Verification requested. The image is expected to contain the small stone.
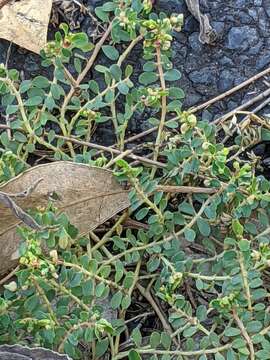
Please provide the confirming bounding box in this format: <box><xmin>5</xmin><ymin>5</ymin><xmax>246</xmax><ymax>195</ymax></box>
<box><xmin>217</xmin><ymin>69</ymin><xmax>235</xmax><ymax>92</ymax></box>
<box><xmin>183</xmin><ymin>92</ymin><xmax>201</xmax><ymax>108</ymax></box>
<box><xmin>156</xmin><ymin>0</ymin><xmax>187</xmax><ymax>13</ymax></box>
<box><xmin>212</xmin><ymin>21</ymin><xmax>225</xmax><ymax>35</ymax></box>
<box><xmin>227</xmin><ymin>101</ymin><xmax>238</xmax><ymax>111</ymax></box>
<box><xmin>238</xmin><ymin>11</ymin><xmax>253</xmax><ymax>24</ymax></box>
<box><xmin>256</xmin><ymin>53</ymin><xmax>270</xmax><ymax>70</ymax></box>
<box><xmin>264</xmin><ymin>0</ymin><xmax>270</xmax><ymax>17</ymax></box>
<box><xmin>248</xmin><ymin>40</ymin><xmax>263</xmax><ymax>55</ymax></box>
<box><xmin>24</xmin><ymin>54</ymin><xmax>41</xmax><ymax>73</ymax></box>
<box><xmin>202</xmin><ymin>109</ymin><xmax>213</xmax><ymax>122</ymax></box>
<box><xmin>188</xmin><ymin>66</ymin><xmax>216</xmax><ymax>85</ymax></box>
<box><xmin>254</xmin><ymin>0</ymin><xmax>262</xmax><ymax>5</ymax></box>
<box><xmin>226</xmin><ymin>26</ymin><xmax>259</xmax><ymax>51</ymax></box>
<box><xmin>252</xmin><ymin>143</ymin><xmax>266</xmax><ymax>157</ymax></box>
<box><xmin>238</xmin><ymin>55</ymin><xmax>249</xmax><ymax>65</ymax></box>
<box><xmin>230</xmin><ymin>0</ymin><xmax>250</xmax><ymax>7</ymax></box>
<box><xmin>184</xmin><ymin>15</ymin><xmax>198</xmax><ymax>33</ymax></box>
<box><xmin>234</xmin><ymin>75</ymin><xmax>248</xmax><ymax>86</ymax></box>
<box><xmin>248</xmin><ymin>8</ymin><xmax>258</xmax><ymax>20</ymax></box>
<box><xmin>219</xmin><ymin>56</ymin><xmax>234</xmax><ymax>66</ymax></box>
<box><xmin>257</xmin><ymin>8</ymin><xmax>269</xmax><ymax>32</ymax></box>
<box><xmin>188</xmin><ymin>32</ymin><xmax>203</xmax><ymax>52</ymax></box>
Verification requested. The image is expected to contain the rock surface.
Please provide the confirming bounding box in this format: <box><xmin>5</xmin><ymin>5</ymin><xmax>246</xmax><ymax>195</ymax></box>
<box><xmin>0</xmin><ymin>0</ymin><xmax>270</xmax><ymax>137</ymax></box>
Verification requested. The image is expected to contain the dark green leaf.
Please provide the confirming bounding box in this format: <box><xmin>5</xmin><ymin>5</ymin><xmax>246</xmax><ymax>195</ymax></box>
<box><xmin>184</xmin><ymin>228</ymin><xmax>196</xmax><ymax>242</ymax></box>
<box><xmin>110</xmin><ymin>64</ymin><xmax>122</xmax><ymax>81</ymax></box>
<box><xmin>139</xmin><ymin>72</ymin><xmax>158</xmax><ymax>85</ymax></box>
<box><xmin>128</xmin><ymin>350</ymin><xmax>142</xmax><ymax>360</ymax></box>
<box><xmin>24</xmin><ymin>96</ymin><xmax>43</xmax><ymax>106</ymax></box>
<box><xmin>164</xmin><ymin>69</ymin><xmax>181</xmax><ymax>81</ymax></box>
<box><xmin>102</xmin><ymin>45</ymin><xmax>119</xmax><ymax>60</ymax></box>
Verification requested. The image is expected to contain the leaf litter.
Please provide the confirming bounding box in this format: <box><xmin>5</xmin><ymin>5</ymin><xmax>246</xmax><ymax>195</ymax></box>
<box><xmin>0</xmin><ymin>162</ymin><xmax>130</xmax><ymax>274</ymax></box>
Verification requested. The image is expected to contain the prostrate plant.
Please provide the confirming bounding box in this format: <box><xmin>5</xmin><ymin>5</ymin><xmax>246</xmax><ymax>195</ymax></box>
<box><xmin>0</xmin><ymin>1</ymin><xmax>270</xmax><ymax>360</ymax></box>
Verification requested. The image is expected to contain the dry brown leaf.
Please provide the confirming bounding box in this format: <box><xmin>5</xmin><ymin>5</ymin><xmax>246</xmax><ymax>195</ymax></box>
<box><xmin>0</xmin><ymin>0</ymin><xmax>53</xmax><ymax>53</ymax></box>
<box><xmin>0</xmin><ymin>344</ymin><xmax>72</xmax><ymax>360</ymax></box>
<box><xmin>0</xmin><ymin>162</ymin><xmax>130</xmax><ymax>274</ymax></box>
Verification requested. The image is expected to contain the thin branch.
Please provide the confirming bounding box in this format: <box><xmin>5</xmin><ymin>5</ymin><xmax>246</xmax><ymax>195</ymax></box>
<box><xmin>0</xmin><ymin>266</ymin><xmax>19</xmax><ymax>286</ymax></box>
<box><xmin>151</xmin><ymin>45</ymin><xmax>167</xmax><ymax>178</ymax></box>
<box><xmin>53</xmin><ymin>134</ymin><xmax>166</xmax><ymax>168</ymax></box>
<box><xmin>113</xmin><ymin>343</ymin><xmax>232</xmax><ymax>359</ymax></box>
<box><xmin>232</xmin><ymin>308</ymin><xmax>255</xmax><ymax>360</ymax></box>
<box><xmin>156</xmin><ymin>185</ymin><xmax>217</xmax><ymax>194</ymax></box>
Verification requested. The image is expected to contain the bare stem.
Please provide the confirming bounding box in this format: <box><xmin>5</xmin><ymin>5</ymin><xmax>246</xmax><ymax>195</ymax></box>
<box><xmin>151</xmin><ymin>46</ymin><xmax>167</xmax><ymax>178</ymax></box>
<box><xmin>232</xmin><ymin>307</ymin><xmax>255</xmax><ymax>360</ymax></box>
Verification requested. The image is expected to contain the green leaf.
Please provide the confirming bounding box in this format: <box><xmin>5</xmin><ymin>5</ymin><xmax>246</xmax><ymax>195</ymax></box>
<box><xmin>26</xmin><ymin>143</ymin><xmax>35</xmax><ymax>153</ymax></box>
<box><xmin>32</xmin><ymin>76</ymin><xmax>50</xmax><ymax>88</ymax></box>
<box><xmin>89</xmin><ymin>80</ymin><xmax>100</xmax><ymax>94</ymax></box>
<box><xmin>161</xmin><ymin>332</ymin><xmax>171</xmax><ymax>350</ymax></box>
<box><xmin>256</xmin><ymin>350</ymin><xmax>270</xmax><ymax>359</ymax></box>
<box><xmin>136</xmin><ymin>207</ymin><xmax>149</xmax><ymax>220</ymax></box>
<box><xmin>71</xmin><ymin>33</ymin><xmax>89</xmax><ymax>48</ymax></box>
<box><xmin>147</xmin><ymin>257</ymin><xmax>160</xmax><ymax>272</ymax></box>
<box><xmin>118</xmin><ymin>82</ymin><xmax>130</xmax><ymax>95</ymax></box>
<box><xmin>74</xmin><ymin>58</ymin><xmax>82</xmax><ymax>73</ymax></box>
<box><xmin>51</xmin><ymin>83</ymin><xmax>65</xmax><ymax>100</ymax></box>
<box><xmin>14</xmin><ymin>132</ymin><xmax>27</xmax><ymax>143</ymax></box>
<box><xmin>95</xmin><ymin>7</ymin><xmax>110</xmax><ymax>21</ymax></box>
<box><xmin>125</xmin><ymin>64</ymin><xmax>133</xmax><ymax>77</ymax></box>
<box><xmin>84</xmin><ymin>328</ymin><xmax>94</xmax><ymax>342</ymax></box>
<box><xmin>82</xmin><ymin>279</ymin><xmax>94</xmax><ymax>296</ymax></box>
<box><xmin>197</xmin><ymin>217</ymin><xmax>211</xmax><ymax>237</ymax></box>
<box><xmin>215</xmin><ymin>354</ymin><xmax>225</xmax><ymax>360</ymax></box>
<box><xmin>196</xmin><ymin>305</ymin><xmax>207</xmax><ymax>322</ymax></box>
<box><xmin>123</xmin><ymin>272</ymin><xmax>134</xmax><ymax>289</ymax></box>
<box><xmin>150</xmin><ymin>332</ymin><xmax>160</xmax><ymax>348</ymax></box>
<box><xmin>95</xmin><ymin>282</ymin><xmax>106</xmax><ymax>297</ymax></box>
<box><xmin>184</xmin><ymin>228</ymin><xmax>196</xmax><ymax>242</ymax></box>
<box><xmin>169</xmin><ymin>87</ymin><xmax>185</xmax><ymax>99</ymax></box>
<box><xmin>96</xmin><ymin>338</ymin><xmax>109</xmax><ymax>357</ymax></box>
<box><xmin>139</xmin><ymin>72</ymin><xmax>158</xmax><ymax>85</ymax></box>
<box><xmin>128</xmin><ymin>350</ymin><xmax>142</xmax><ymax>360</ymax></box>
<box><xmin>167</xmin><ymin>100</ymin><xmax>182</xmax><ymax>112</ymax></box>
<box><xmin>183</xmin><ymin>326</ymin><xmax>197</xmax><ymax>338</ymax></box>
<box><xmin>6</xmin><ymin>105</ymin><xmax>18</xmax><ymax>115</ymax></box>
<box><xmin>24</xmin><ymin>96</ymin><xmax>43</xmax><ymax>106</ymax></box>
<box><xmin>102</xmin><ymin>45</ymin><xmax>119</xmax><ymax>60</ymax></box>
<box><xmin>224</xmin><ymin>327</ymin><xmax>241</xmax><ymax>337</ymax></box>
<box><xmin>121</xmin><ymin>295</ymin><xmax>131</xmax><ymax>309</ymax></box>
<box><xmin>19</xmin><ymin>80</ymin><xmax>32</xmax><ymax>93</ymax></box>
<box><xmin>47</xmin><ymin>130</ymin><xmax>55</xmax><ymax>144</ymax></box>
<box><xmin>261</xmin><ymin>128</ymin><xmax>270</xmax><ymax>141</ymax></box>
<box><xmin>232</xmin><ymin>219</ymin><xmax>244</xmax><ymax>237</ymax></box>
<box><xmin>246</xmin><ymin>321</ymin><xmax>262</xmax><ymax>333</ymax></box>
<box><xmin>102</xmin><ymin>2</ymin><xmax>117</xmax><ymax>11</ymax></box>
<box><xmin>143</xmin><ymin>61</ymin><xmax>157</xmax><ymax>72</ymax></box>
<box><xmin>95</xmin><ymin>64</ymin><xmax>109</xmax><ymax>73</ymax></box>
<box><xmin>110</xmin><ymin>291</ymin><xmax>123</xmax><ymax>309</ymax></box>
<box><xmin>44</xmin><ymin>96</ymin><xmax>56</xmax><ymax>110</ymax></box>
<box><xmin>110</xmin><ymin>64</ymin><xmax>122</xmax><ymax>81</ymax></box>
<box><xmin>132</xmin><ymin>327</ymin><xmax>142</xmax><ymax>347</ymax></box>
<box><xmin>164</xmin><ymin>69</ymin><xmax>181</xmax><ymax>81</ymax></box>
<box><xmin>24</xmin><ymin>294</ymin><xmax>39</xmax><ymax>312</ymax></box>
<box><xmin>238</xmin><ymin>239</ymin><xmax>250</xmax><ymax>251</ymax></box>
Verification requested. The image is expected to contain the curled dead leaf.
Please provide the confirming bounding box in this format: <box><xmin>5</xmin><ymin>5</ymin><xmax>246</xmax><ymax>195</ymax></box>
<box><xmin>0</xmin><ymin>0</ymin><xmax>53</xmax><ymax>53</ymax></box>
<box><xmin>0</xmin><ymin>162</ymin><xmax>130</xmax><ymax>274</ymax></box>
<box><xmin>0</xmin><ymin>344</ymin><xmax>72</xmax><ymax>359</ymax></box>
